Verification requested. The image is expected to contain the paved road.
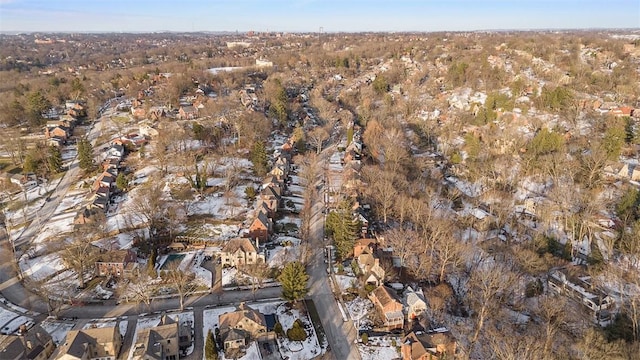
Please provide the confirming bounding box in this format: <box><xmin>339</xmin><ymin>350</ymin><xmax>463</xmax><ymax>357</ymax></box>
<box><xmin>306</xmin><ymin>150</ymin><xmax>361</xmax><ymax>360</ymax></box>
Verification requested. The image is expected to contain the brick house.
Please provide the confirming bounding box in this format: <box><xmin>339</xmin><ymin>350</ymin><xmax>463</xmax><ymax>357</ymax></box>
<box><xmin>95</xmin><ymin>249</ymin><xmax>137</xmax><ymax>277</ymax></box>
<box><xmin>249</xmin><ymin>211</ymin><xmax>271</xmax><ymax>243</ymax></box>
<box><xmin>369</xmin><ymin>285</ymin><xmax>404</xmax><ymax>330</ymax></box>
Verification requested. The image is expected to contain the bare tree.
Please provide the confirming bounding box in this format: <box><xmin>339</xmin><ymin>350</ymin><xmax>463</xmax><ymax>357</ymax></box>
<box><xmin>535</xmin><ymin>295</ymin><xmax>568</xmax><ymax>358</ymax></box>
<box><xmin>58</xmin><ymin>231</ymin><xmax>99</xmax><ymax>289</ymax></box>
<box><xmin>127</xmin><ymin>177</ymin><xmax>167</xmax><ymax>238</ymax></box>
<box><xmin>362</xmin><ymin>167</ymin><xmax>398</xmax><ymax>225</ymax></box>
<box><xmin>468</xmin><ymin>259</ymin><xmax>518</xmax><ymax>352</ymax></box>
<box><xmin>163</xmin><ymin>263</ymin><xmax>197</xmax><ymax>311</ymax></box>
<box><xmin>307</xmin><ymin>127</ymin><xmax>329</xmax><ymax>154</ymax></box>
<box><xmin>240</xmin><ymin>261</ymin><xmax>271</xmax><ymax>300</ymax></box>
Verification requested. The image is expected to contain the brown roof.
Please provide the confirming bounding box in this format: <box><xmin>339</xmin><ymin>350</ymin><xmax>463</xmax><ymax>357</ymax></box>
<box><xmin>371</xmin><ymin>285</ymin><xmax>401</xmax><ymax>309</ymax></box>
<box><xmin>219</xmin><ymin>304</ymin><xmax>267</xmax><ymax>332</ymax></box>
<box><xmin>222</xmin><ymin>238</ymin><xmax>258</xmax><ymax>255</ymax></box>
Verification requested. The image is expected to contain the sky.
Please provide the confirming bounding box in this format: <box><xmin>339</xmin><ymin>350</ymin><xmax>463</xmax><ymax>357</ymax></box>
<box><xmin>0</xmin><ymin>0</ymin><xmax>638</xmax><ymax>33</ymax></box>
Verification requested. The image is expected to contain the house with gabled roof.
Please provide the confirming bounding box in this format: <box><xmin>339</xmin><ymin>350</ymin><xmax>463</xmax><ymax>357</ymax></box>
<box><xmin>93</xmin><ymin>169</ymin><xmax>117</xmax><ymax>192</ymax></box>
<box><xmin>220</xmin><ymin>303</ymin><xmax>268</xmax><ymax>340</ymax></box>
<box><xmin>178</xmin><ymin>105</ymin><xmax>198</xmax><ymax>120</ymax></box>
<box><xmin>52</xmin><ymin>325</ymin><xmax>121</xmax><ymax>360</ymax></box>
<box><xmin>404</xmin><ymin>286</ymin><xmax>427</xmax><ymax>320</ymax></box>
<box><xmin>357</xmin><ymin>250</ymin><xmax>385</xmax><ymax>287</ymax></box>
<box><xmin>219</xmin><ymin>238</ymin><xmax>265</xmax><ymax>267</ymax></box>
<box><xmin>0</xmin><ymin>324</ymin><xmax>55</xmax><ymax>360</ymax></box>
<box><xmin>249</xmin><ymin>211</ymin><xmax>272</xmax><ymax>243</ymax></box>
<box><xmin>353</xmin><ymin>238</ymin><xmax>378</xmax><ymax>258</ymax></box>
<box><xmin>401</xmin><ymin>329</ymin><xmax>457</xmax><ymax>360</ymax></box>
<box><xmin>369</xmin><ymin>285</ymin><xmax>404</xmax><ymax>330</ymax></box>
<box><xmin>131</xmin><ymin>315</ymin><xmax>187</xmax><ymax>360</ymax></box>
<box><xmin>95</xmin><ymin>249</ymin><xmax>137</xmax><ymax>277</ymax></box>
<box><xmin>259</xmin><ymin>186</ymin><xmax>281</xmax><ymax>218</ymax></box>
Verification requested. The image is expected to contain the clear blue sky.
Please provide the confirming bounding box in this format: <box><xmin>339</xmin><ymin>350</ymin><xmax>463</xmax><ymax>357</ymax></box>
<box><xmin>1</xmin><ymin>0</ymin><xmax>638</xmax><ymax>33</ymax></box>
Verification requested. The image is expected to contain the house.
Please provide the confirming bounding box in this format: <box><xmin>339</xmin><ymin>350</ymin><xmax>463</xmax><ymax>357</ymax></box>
<box><xmin>93</xmin><ymin>170</ymin><xmax>117</xmax><ymax>192</ymax></box>
<box><xmin>178</xmin><ymin>105</ymin><xmax>198</xmax><ymax>120</ymax></box>
<box><xmin>249</xmin><ymin>211</ymin><xmax>272</xmax><ymax>243</ymax></box>
<box><xmin>52</xmin><ymin>325</ymin><xmax>122</xmax><ymax>360</ymax></box>
<box><xmin>95</xmin><ymin>249</ymin><xmax>137</xmax><ymax>277</ymax></box>
<box><xmin>369</xmin><ymin>285</ymin><xmax>404</xmax><ymax>330</ymax></box>
<box><xmin>404</xmin><ymin>286</ymin><xmax>427</xmax><ymax>320</ymax></box>
<box><xmin>401</xmin><ymin>329</ymin><xmax>457</xmax><ymax>360</ymax></box>
<box><xmin>259</xmin><ymin>186</ymin><xmax>281</xmax><ymax>218</ymax></box>
<box><xmin>353</xmin><ymin>238</ymin><xmax>377</xmax><ymax>258</ymax></box>
<box><xmin>219</xmin><ymin>303</ymin><xmax>270</xmax><ymax>353</ymax></box>
<box><xmin>131</xmin><ymin>315</ymin><xmax>185</xmax><ymax>360</ymax></box>
<box><xmin>107</xmin><ymin>143</ymin><xmax>125</xmax><ymax>160</ymax></box>
<box><xmin>0</xmin><ymin>324</ymin><xmax>55</xmax><ymax>360</ymax></box>
<box><xmin>270</xmin><ymin>165</ymin><xmax>286</xmax><ymax>178</ymax></box>
<box><xmin>95</xmin><ymin>185</ymin><xmax>110</xmax><ymax>199</ymax></box>
<box><xmin>548</xmin><ymin>267</ymin><xmax>615</xmax><ymax>326</ymax></box>
<box><xmin>74</xmin><ymin>207</ymin><xmax>103</xmax><ymax>226</ymax></box>
<box><xmin>357</xmin><ymin>251</ymin><xmax>385</xmax><ymax>287</ymax></box>
<box><xmin>91</xmin><ymin>196</ymin><xmax>109</xmax><ymax>212</ymax></box>
<box><xmin>263</xmin><ymin>175</ymin><xmax>284</xmax><ymax>193</ymax></box>
<box><xmin>44</xmin><ymin>125</ymin><xmax>69</xmax><ymax>141</ymax></box>
<box><xmin>219</xmin><ymin>238</ymin><xmax>265</xmax><ymax>267</ymax></box>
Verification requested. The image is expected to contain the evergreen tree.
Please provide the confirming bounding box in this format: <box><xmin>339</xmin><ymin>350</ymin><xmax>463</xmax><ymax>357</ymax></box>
<box><xmin>274</xmin><ymin>322</ymin><xmax>284</xmax><ymax>337</ymax></box>
<box><xmin>250</xmin><ymin>140</ymin><xmax>269</xmax><ymax>176</ymax></box>
<box><xmin>47</xmin><ymin>146</ymin><xmax>63</xmax><ymax>174</ymax></box>
<box><xmin>205</xmin><ymin>329</ymin><xmax>218</xmax><ymax>359</ymax></box>
<box><xmin>278</xmin><ymin>261</ymin><xmax>309</xmax><ymax>302</ymax></box>
<box><xmin>116</xmin><ymin>173</ymin><xmax>128</xmax><ymax>192</ymax></box>
<box><xmin>286</xmin><ymin>319</ymin><xmax>308</xmax><ymax>342</ymax></box>
<box><xmin>77</xmin><ymin>139</ymin><xmax>95</xmax><ymax>171</ymax></box>
<box><xmin>325</xmin><ymin>201</ymin><xmax>359</xmax><ymax>260</ymax></box>
<box><xmin>22</xmin><ymin>151</ymin><xmax>40</xmax><ymax>174</ymax></box>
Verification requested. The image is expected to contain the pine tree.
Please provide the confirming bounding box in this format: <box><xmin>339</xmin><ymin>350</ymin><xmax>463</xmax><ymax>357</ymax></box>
<box><xmin>278</xmin><ymin>261</ymin><xmax>309</xmax><ymax>302</ymax></box>
<box><xmin>77</xmin><ymin>139</ymin><xmax>95</xmax><ymax>171</ymax></box>
<box><xmin>325</xmin><ymin>201</ymin><xmax>359</xmax><ymax>260</ymax></box>
<box><xmin>286</xmin><ymin>319</ymin><xmax>307</xmax><ymax>342</ymax></box>
<box><xmin>250</xmin><ymin>140</ymin><xmax>269</xmax><ymax>176</ymax></box>
<box><xmin>47</xmin><ymin>146</ymin><xmax>63</xmax><ymax>174</ymax></box>
<box><xmin>116</xmin><ymin>173</ymin><xmax>128</xmax><ymax>191</ymax></box>
<box><xmin>205</xmin><ymin>329</ymin><xmax>218</xmax><ymax>359</ymax></box>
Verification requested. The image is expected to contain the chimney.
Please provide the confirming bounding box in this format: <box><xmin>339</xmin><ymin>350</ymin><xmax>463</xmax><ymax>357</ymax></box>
<box><xmin>374</xmin><ymin>258</ymin><xmax>379</xmax><ymax>268</ymax></box>
<box><xmin>255</xmin><ymin>238</ymin><xmax>259</xmax><ymax>250</ymax></box>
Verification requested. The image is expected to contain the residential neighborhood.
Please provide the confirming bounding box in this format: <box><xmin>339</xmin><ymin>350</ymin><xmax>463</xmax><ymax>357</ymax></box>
<box><xmin>1</xmin><ymin>12</ymin><xmax>640</xmax><ymax>360</ymax></box>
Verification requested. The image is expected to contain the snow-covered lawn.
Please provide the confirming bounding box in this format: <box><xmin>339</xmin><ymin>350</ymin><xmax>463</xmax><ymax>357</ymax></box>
<box><xmin>358</xmin><ymin>338</ymin><xmax>401</xmax><ymax>360</ymax></box>
<box><xmin>275</xmin><ymin>303</ymin><xmax>323</xmax><ymax>360</ymax></box>
<box><xmin>0</xmin><ymin>307</ymin><xmax>21</xmax><ymax>328</ymax></box>
<box><xmin>190</xmin><ymin>223</ymin><xmax>241</xmax><ymax>241</ymax></box>
<box><xmin>334</xmin><ymin>275</ymin><xmax>358</xmax><ymax>292</ymax></box>
<box><xmin>187</xmin><ymin>192</ymin><xmax>248</xmax><ymax>219</ymax></box>
<box><xmin>20</xmin><ymin>252</ymin><xmax>65</xmax><ymax>281</ymax></box>
<box><xmin>82</xmin><ymin>317</ymin><xmax>128</xmax><ymax>337</ymax></box>
<box><xmin>30</xmin><ymin>212</ymin><xmax>76</xmax><ymax>244</ymax></box>
<box><xmin>40</xmin><ymin>320</ymin><xmax>75</xmax><ymax>345</ymax></box>
<box><xmin>345</xmin><ymin>297</ymin><xmax>373</xmax><ymax>331</ymax></box>
<box><xmin>279</xmin><ymin>216</ymin><xmax>301</xmax><ymax>226</ymax></box>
